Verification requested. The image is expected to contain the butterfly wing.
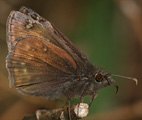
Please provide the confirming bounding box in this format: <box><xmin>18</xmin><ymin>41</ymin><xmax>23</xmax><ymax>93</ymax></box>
<box><xmin>7</xmin><ymin>35</ymin><xmax>77</xmax><ymax>98</ymax></box>
<box><xmin>6</xmin><ymin>7</ymin><xmax>94</xmax><ymax>98</ymax></box>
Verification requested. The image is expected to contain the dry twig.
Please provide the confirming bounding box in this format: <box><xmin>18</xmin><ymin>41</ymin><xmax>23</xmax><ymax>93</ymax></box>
<box><xmin>22</xmin><ymin>103</ymin><xmax>89</xmax><ymax>120</ymax></box>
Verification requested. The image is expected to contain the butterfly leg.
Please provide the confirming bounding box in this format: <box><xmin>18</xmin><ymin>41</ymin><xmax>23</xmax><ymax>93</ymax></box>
<box><xmin>75</xmin><ymin>82</ymin><xmax>89</xmax><ymax>118</ymax></box>
<box><xmin>89</xmin><ymin>91</ymin><xmax>98</xmax><ymax>108</ymax></box>
<box><xmin>67</xmin><ymin>93</ymin><xmax>72</xmax><ymax>120</ymax></box>
<box><xmin>79</xmin><ymin>82</ymin><xmax>89</xmax><ymax>103</ymax></box>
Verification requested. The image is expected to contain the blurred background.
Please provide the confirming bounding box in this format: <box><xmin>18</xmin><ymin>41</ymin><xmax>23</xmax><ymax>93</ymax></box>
<box><xmin>0</xmin><ymin>0</ymin><xmax>142</xmax><ymax>120</ymax></box>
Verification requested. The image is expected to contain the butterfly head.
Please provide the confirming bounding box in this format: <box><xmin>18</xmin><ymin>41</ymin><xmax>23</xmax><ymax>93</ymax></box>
<box><xmin>93</xmin><ymin>70</ymin><xmax>115</xmax><ymax>89</ymax></box>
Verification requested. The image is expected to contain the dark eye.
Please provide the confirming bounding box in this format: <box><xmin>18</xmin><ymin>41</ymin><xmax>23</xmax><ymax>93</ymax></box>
<box><xmin>95</xmin><ymin>74</ymin><xmax>103</xmax><ymax>82</ymax></box>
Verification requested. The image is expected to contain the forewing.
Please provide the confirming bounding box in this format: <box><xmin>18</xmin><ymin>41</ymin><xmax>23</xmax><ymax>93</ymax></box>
<box><xmin>7</xmin><ymin>6</ymin><xmax>94</xmax><ymax>75</ymax></box>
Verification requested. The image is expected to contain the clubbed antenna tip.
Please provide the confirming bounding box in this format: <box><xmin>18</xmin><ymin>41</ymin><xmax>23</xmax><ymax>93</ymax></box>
<box><xmin>132</xmin><ymin>78</ymin><xmax>138</xmax><ymax>85</ymax></box>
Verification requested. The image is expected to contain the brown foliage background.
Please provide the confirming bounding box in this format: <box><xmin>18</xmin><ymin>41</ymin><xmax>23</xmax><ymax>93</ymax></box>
<box><xmin>0</xmin><ymin>0</ymin><xmax>142</xmax><ymax>120</ymax></box>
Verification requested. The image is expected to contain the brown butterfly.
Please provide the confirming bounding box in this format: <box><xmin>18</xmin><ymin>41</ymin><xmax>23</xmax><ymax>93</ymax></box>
<box><xmin>6</xmin><ymin>6</ymin><xmax>115</xmax><ymax>106</ymax></box>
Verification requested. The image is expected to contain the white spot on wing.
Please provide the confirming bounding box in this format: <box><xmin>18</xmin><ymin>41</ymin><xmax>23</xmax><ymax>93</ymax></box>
<box><xmin>44</xmin><ymin>48</ymin><xmax>47</xmax><ymax>52</ymax></box>
<box><xmin>21</xmin><ymin>62</ymin><xmax>25</xmax><ymax>65</ymax></box>
<box><xmin>23</xmin><ymin>69</ymin><xmax>27</xmax><ymax>73</ymax></box>
<box><xmin>26</xmin><ymin>19</ymin><xmax>33</xmax><ymax>29</ymax></box>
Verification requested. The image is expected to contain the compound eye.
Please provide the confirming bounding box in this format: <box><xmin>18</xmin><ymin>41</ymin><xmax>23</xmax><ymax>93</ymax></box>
<box><xmin>96</xmin><ymin>74</ymin><xmax>103</xmax><ymax>82</ymax></box>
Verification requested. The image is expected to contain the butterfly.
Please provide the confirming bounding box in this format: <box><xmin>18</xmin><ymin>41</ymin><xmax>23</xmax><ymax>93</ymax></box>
<box><xmin>6</xmin><ymin>6</ymin><xmax>115</xmax><ymax>106</ymax></box>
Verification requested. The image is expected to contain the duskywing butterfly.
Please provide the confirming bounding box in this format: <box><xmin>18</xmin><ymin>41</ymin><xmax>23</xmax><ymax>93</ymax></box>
<box><xmin>6</xmin><ymin>6</ymin><xmax>137</xmax><ymax>118</ymax></box>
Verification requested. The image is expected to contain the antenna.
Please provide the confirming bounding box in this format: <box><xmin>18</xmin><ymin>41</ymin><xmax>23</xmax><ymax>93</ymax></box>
<box><xmin>112</xmin><ymin>74</ymin><xmax>138</xmax><ymax>85</ymax></box>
